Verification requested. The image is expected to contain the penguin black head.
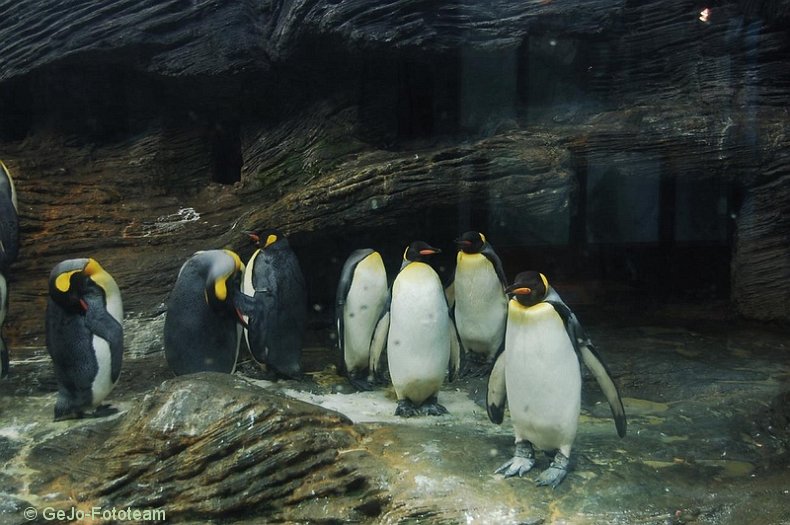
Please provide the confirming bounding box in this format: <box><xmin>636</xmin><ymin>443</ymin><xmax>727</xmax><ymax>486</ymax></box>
<box><xmin>403</xmin><ymin>241</ymin><xmax>442</xmax><ymax>263</ymax></box>
<box><xmin>506</xmin><ymin>271</ymin><xmax>550</xmax><ymax>307</ymax></box>
<box><xmin>455</xmin><ymin>231</ymin><xmax>487</xmax><ymax>254</ymax></box>
<box><xmin>48</xmin><ymin>258</ymin><xmax>106</xmax><ymax>313</ymax></box>
<box><xmin>246</xmin><ymin>228</ymin><xmax>285</xmax><ymax>249</ymax></box>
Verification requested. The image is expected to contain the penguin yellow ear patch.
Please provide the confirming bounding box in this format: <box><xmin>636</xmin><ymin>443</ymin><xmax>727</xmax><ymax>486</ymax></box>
<box><xmin>479</xmin><ymin>232</ymin><xmax>487</xmax><ymax>243</ymax></box>
<box><xmin>83</xmin><ymin>258</ymin><xmax>103</xmax><ymax>276</ymax></box>
<box><xmin>214</xmin><ymin>278</ymin><xmax>228</xmax><ymax>302</ymax></box>
<box><xmin>539</xmin><ymin>273</ymin><xmax>549</xmax><ymax>291</ymax></box>
<box><xmin>55</xmin><ymin>271</ymin><xmax>78</xmax><ymax>293</ymax></box>
<box><xmin>264</xmin><ymin>234</ymin><xmax>278</xmax><ymax>248</ymax></box>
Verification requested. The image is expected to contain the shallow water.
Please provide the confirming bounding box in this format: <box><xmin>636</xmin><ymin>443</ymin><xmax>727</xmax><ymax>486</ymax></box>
<box><xmin>1</xmin><ymin>305</ymin><xmax>789</xmax><ymax>524</ymax></box>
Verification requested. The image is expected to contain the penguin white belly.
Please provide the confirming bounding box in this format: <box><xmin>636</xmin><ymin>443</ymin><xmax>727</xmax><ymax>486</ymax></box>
<box><xmin>454</xmin><ymin>254</ymin><xmax>507</xmax><ymax>358</ymax></box>
<box><xmin>343</xmin><ymin>257</ymin><xmax>388</xmax><ymax>372</ymax></box>
<box><xmin>0</xmin><ymin>274</ymin><xmax>7</xmax><ymax>325</ymax></box>
<box><xmin>242</xmin><ymin>249</ymin><xmax>259</xmax><ymax>352</ymax></box>
<box><xmin>505</xmin><ymin>301</ymin><xmax>581</xmax><ymax>453</ymax></box>
<box><xmin>388</xmin><ymin>263</ymin><xmax>450</xmax><ymax>405</ymax></box>
<box><xmin>90</xmin><ymin>335</ymin><xmax>114</xmax><ymax>407</ymax></box>
<box><xmin>93</xmin><ymin>276</ymin><xmax>123</xmax><ymax>406</ymax></box>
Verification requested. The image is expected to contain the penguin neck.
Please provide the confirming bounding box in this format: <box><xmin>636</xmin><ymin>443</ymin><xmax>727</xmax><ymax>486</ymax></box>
<box><xmin>510</xmin><ymin>298</ymin><xmax>551</xmax><ymax>314</ymax></box>
<box><xmin>457</xmin><ymin>250</ymin><xmax>487</xmax><ymax>266</ymax></box>
<box><xmin>401</xmin><ymin>259</ymin><xmax>431</xmax><ymax>271</ymax></box>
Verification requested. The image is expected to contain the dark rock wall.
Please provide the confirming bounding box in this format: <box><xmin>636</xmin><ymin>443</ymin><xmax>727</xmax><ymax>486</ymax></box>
<box><xmin>0</xmin><ymin>0</ymin><xmax>788</xmax><ymax>353</ymax></box>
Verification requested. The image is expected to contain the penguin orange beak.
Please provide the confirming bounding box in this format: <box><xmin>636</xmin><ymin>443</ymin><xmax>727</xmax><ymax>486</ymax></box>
<box><xmin>235</xmin><ymin>307</ymin><xmax>249</xmax><ymax>328</ymax></box>
<box><xmin>245</xmin><ymin>231</ymin><xmax>261</xmax><ymax>243</ymax></box>
<box><xmin>419</xmin><ymin>248</ymin><xmax>441</xmax><ymax>256</ymax></box>
<box><xmin>509</xmin><ymin>287</ymin><xmax>532</xmax><ymax>296</ymax></box>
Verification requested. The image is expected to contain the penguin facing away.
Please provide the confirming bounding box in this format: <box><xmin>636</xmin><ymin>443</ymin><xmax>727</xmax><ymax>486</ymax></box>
<box><xmin>385</xmin><ymin>241</ymin><xmax>460</xmax><ymax>417</ymax></box>
<box><xmin>487</xmin><ymin>271</ymin><xmax>626</xmax><ymax>487</ymax></box>
<box><xmin>336</xmin><ymin>248</ymin><xmax>390</xmax><ymax>390</ymax></box>
<box><xmin>0</xmin><ymin>273</ymin><xmax>8</xmax><ymax>379</ymax></box>
<box><xmin>46</xmin><ymin>258</ymin><xmax>123</xmax><ymax>421</ymax></box>
<box><xmin>451</xmin><ymin>231</ymin><xmax>508</xmax><ymax>375</ymax></box>
<box><xmin>0</xmin><ymin>160</ymin><xmax>19</xmax><ymax>273</ymax></box>
<box><xmin>165</xmin><ymin>249</ymin><xmax>255</xmax><ymax>376</ymax></box>
<box><xmin>243</xmin><ymin>229</ymin><xmax>307</xmax><ymax>379</ymax></box>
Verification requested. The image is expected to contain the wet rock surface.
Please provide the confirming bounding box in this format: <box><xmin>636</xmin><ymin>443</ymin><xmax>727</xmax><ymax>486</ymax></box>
<box><xmin>1</xmin><ymin>305</ymin><xmax>789</xmax><ymax>524</ymax></box>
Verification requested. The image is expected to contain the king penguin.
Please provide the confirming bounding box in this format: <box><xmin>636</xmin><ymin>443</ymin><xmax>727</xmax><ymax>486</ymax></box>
<box><xmin>336</xmin><ymin>248</ymin><xmax>389</xmax><ymax>390</ymax></box>
<box><xmin>385</xmin><ymin>241</ymin><xmax>460</xmax><ymax>417</ymax></box>
<box><xmin>242</xmin><ymin>229</ymin><xmax>307</xmax><ymax>379</ymax></box>
<box><xmin>165</xmin><ymin>249</ymin><xmax>255</xmax><ymax>376</ymax></box>
<box><xmin>451</xmin><ymin>231</ymin><xmax>508</xmax><ymax>375</ymax></box>
<box><xmin>0</xmin><ymin>160</ymin><xmax>19</xmax><ymax>272</ymax></box>
<box><xmin>46</xmin><ymin>258</ymin><xmax>123</xmax><ymax>420</ymax></box>
<box><xmin>0</xmin><ymin>160</ymin><xmax>18</xmax><ymax>379</ymax></box>
<box><xmin>0</xmin><ymin>273</ymin><xmax>8</xmax><ymax>379</ymax></box>
<box><xmin>487</xmin><ymin>271</ymin><xmax>626</xmax><ymax>487</ymax></box>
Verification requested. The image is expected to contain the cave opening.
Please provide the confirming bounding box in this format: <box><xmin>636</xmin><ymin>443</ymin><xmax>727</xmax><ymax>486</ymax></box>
<box><xmin>208</xmin><ymin>121</ymin><xmax>242</xmax><ymax>185</ymax></box>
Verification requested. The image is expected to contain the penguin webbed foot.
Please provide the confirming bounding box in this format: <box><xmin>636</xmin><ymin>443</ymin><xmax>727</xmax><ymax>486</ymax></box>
<box><xmin>461</xmin><ymin>353</ymin><xmax>493</xmax><ymax>378</ymax></box>
<box><xmin>53</xmin><ymin>410</ymin><xmax>85</xmax><ymax>422</ymax></box>
<box><xmin>347</xmin><ymin>375</ymin><xmax>373</xmax><ymax>392</ymax></box>
<box><xmin>91</xmin><ymin>404</ymin><xmax>119</xmax><ymax>419</ymax></box>
<box><xmin>496</xmin><ymin>441</ymin><xmax>536</xmax><ymax>477</ymax></box>
<box><xmin>535</xmin><ymin>452</ymin><xmax>569</xmax><ymax>488</ymax></box>
<box><xmin>394</xmin><ymin>399</ymin><xmax>421</xmax><ymax>418</ymax></box>
<box><xmin>495</xmin><ymin>456</ymin><xmax>536</xmax><ymax>477</ymax></box>
<box><xmin>419</xmin><ymin>396</ymin><xmax>449</xmax><ymax>416</ymax></box>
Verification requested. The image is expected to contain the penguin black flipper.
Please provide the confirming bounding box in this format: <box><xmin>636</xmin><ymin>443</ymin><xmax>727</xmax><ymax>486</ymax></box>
<box><xmin>232</xmin><ymin>288</ymin><xmax>266</xmax><ymax>328</ymax></box>
<box><xmin>335</xmin><ymin>249</ymin><xmax>375</xmax><ymax>353</ymax></box>
<box><xmin>369</xmin><ymin>309</ymin><xmax>390</xmax><ymax>381</ymax></box>
<box><xmin>486</xmin><ymin>351</ymin><xmax>507</xmax><ymax>424</ymax></box>
<box><xmin>84</xmin><ymin>301</ymin><xmax>124</xmax><ymax>383</ymax></box>
<box><xmin>579</xmin><ymin>343</ymin><xmax>627</xmax><ymax>438</ymax></box>
<box><xmin>481</xmin><ymin>244</ymin><xmax>508</xmax><ymax>287</ymax></box>
<box><xmin>546</xmin><ymin>295</ymin><xmax>627</xmax><ymax>438</ymax></box>
<box><xmin>448</xmin><ymin>316</ymin><xmax>461</xmax><ymax>382</ymax></box>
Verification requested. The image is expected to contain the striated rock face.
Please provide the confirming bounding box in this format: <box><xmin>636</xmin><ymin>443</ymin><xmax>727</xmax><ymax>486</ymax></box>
<box><xmin>27</xmin><ymin>373</ymin><xmax>388</xmax><ymax>523</ymax></box>
<box><xmin>0</xmin><ymin>0</ymin><xmax>787</xmax><ymax>358</ymax></box>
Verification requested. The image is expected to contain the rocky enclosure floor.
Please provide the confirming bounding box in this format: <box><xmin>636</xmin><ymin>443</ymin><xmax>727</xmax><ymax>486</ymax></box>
<box><xmin>1</xmin><ymin>304</ymin><xmax>789</xmax><ymax>524</ymax></box>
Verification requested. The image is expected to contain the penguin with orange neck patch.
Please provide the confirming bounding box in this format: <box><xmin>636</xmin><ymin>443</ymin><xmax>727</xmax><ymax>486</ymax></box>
<box><xmin>451</xmin><ymin>230</ymin><xmax>508</xmax><ymax>375</ymax></box>
<box><xmin>386</xmin><ymin>241</ymin><xmax>460</xmax><ymax>417</ymax></box>
<box><xmin>243</xmin><ymin>229</ymin><xmax>306</xmax><ymax>379</ymax></box>
<box><xmin>164</xmin><ymin>249</ymin><xmax>254</xmax><ymax>376</ymax></box>
<box><xmin>0</xmin><ymin>160</ymin><xmax>19</xmax><ymax>378</ymax></box>
<box><xmin>487</xmin><ymin>271</ymin><xmax>626</xmax><ymax>487</ymax></box>
<box><xmin>0</xmin><ymin>160</ymin><xmax>19</xmax><ymax>272</ymax></box>
<box><xmin>336</xmin><ymin>248</ymin><xmax>389</xmax><ymax>390</ymax></box>
<box><xmin>46</xmin><ymin>258</ymin><xmax>123</xmax><ymax>420</ymax></box>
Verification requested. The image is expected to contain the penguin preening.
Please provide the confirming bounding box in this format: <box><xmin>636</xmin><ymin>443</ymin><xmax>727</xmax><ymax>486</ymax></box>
<box><xmin>384</xmin><ymin>241</ymin><xmax>460</xmax><ymax>417</ymax></box>
<box><xmin>242</xmin><ymin>229</ymin><xmax>306</xmax><ymax>379</ymax></box>
<box><xmin>451</xmin><ymin>231</ymin><xmax>508</xmax><ymax>375</ymax></box>
<box><xmin>165</xmin><ymin>249</ymin><xmax>255</xmax><ymax>376</ymax></box>
<box><xmin>0</xmin><ymin>160</ymin><xmax>19</xmax><ymax>273</ymax></box>
<box><xmin>335</xmin><ymin>248</ymin><xmax>389</xmax><ymax>390</ymax></box>
<box><xmin>487</xmin><ymin>271</ymin><xmax>626</xmax><ymax>487</ymax></box>
<box><xmin>46</xmin><ymin>258</ymin><xmax>123</xmax><ymax>421</ymax></box>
